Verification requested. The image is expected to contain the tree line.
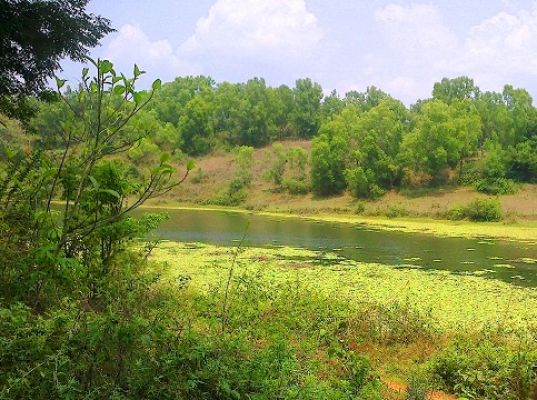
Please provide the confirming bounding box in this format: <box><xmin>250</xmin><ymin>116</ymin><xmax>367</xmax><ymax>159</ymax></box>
<box><xmin>28</xmin><ymin>75</ymin><xmax>537</xmax><ymax>198</ymax></box>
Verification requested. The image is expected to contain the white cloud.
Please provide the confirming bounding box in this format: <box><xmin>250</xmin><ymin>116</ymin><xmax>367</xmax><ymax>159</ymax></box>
<box><xmin>369</xmin><ymin>2</ymin><xmax>537</xmax><ymax>103</ymax></box>
<box><xmin>104</xmin><ymin>24</ymin><xmax>201</xmax><ymax>82</ymax></box>
<box><xmin>180</xmin><ymin>0</ymin><xmax>323</xmax><ymax>61</ymax></box>
<box><xmin>375</xmin><ymin>4</ymin><xmax>458</xmax><ymax>66</ymax></box>
<box><xmin>464</xmin><ymin>8</ymin><xmax>537</xmax><ymax>77</ymax></box>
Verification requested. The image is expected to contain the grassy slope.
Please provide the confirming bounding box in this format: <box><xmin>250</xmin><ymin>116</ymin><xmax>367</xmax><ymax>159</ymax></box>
<box><xmin>152</xmin><ymin>139</ymin><xmax>537</xmax><ymax>222</ymax></box>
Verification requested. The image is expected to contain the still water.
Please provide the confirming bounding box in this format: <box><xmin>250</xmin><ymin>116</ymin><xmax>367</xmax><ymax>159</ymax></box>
<box><xmin>145</xmin><ymin>208</ymin><xmax>537</xmax><ymax>287</ymax></box>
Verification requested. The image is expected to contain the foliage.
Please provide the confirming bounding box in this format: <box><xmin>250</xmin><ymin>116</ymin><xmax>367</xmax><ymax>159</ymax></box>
<box><xmin>28</xmin><ymin>70</ymin><xmax>537</xmax><ymax>198</ymax></box>
<box><xmin>0</xmin><ymin>0</ymin><xmax>112</xmax><ymax>119</ymax></box>
<box><xmin>401</xmin><ymin>100</ymin><xmax>482</xmax><ymax>183</ymax></box>
<box><xmin>475</xmin><ymin>178</ymin><xmax>517</xmax><ymax>195</ymax></box>
<box><xmin>448</xmin><ymin>198</ymin><xmax>503</xmax><ymax>222</ymax></box>
<box><xmin>432</xmin><ymin>337</ymin><xmax>537</xmax><ymax>400</ymax></box>
<box><xmin>311</xmin><ymin>133</ymin><xmax>347</xmax><ymax>195</ymax></box>
<box><xmin>212</xmin><ymin>146</ymin><xmax>254</xmax><ymax>205</ymax></box>
<box><xmin>264</xmin><ymin>143</ymin><xmax>286</xmax><ymax>187</ymax></box>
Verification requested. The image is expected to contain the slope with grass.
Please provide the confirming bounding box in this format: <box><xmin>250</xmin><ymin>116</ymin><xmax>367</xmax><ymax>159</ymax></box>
<box><xmin>154</xmin><ymin>140</ymin><xmax>537</xmax><ymax>222</ymax></box>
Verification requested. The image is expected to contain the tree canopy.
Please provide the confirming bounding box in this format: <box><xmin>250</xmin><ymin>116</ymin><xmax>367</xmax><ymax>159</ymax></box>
<box><xmin>0</xmin><ymin>0</ymin><xmax>112</xmax><ymax>118</ymax></box>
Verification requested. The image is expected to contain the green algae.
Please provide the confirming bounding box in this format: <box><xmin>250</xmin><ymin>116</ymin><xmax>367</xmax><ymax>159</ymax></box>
<box><xmin>151</xmin><ymin>241</ymin><xmax>537</xmax><ymax>333</ymax></box>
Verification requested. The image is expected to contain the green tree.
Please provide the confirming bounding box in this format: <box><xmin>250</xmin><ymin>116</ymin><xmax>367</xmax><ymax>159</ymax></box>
<box><xmin>0</xmin><ymin>0</ymin><xmax>113</xmax><ymax>119</ymax></box>
<box><xmin>292</xmin><ymin>78</ymin><xmax>323</xmax><ymax>138</ymax></box>
<box><xmin>401</xmin><ymin>100</ymin><xmax>481</xmax><ymax>183</ymax></box>
<box><xmin>345</xmin><ymin>86</ymin><xmax>389</xmax><ymax>111</ymax></box>
<box><xmin>432</xmin><ymin>77</ymin><xmax>480</xmax><ymax>104</ymax></box>
<box><xmin>0</xmin><ymin>59</ymin><xmax>191</xmax><ymax>305</ymax></box>
<box><xmin>311</xmin><ymin>125</ymin><xmax>347</xmax><ymax>196</ymax></box>
<box><xmin>178</xmin><ymin>95</ymin><xmax>214</xmax><ymax>155</ymax></box>
<box><xmin>345</xmin><ymin>99</ymin><xmax>408</xmax><ymax>197</ymax></box>
<box><xmin>321</xmin><ymin>90</ymin><xmax>344</xmax><ymax>122</ymax></box>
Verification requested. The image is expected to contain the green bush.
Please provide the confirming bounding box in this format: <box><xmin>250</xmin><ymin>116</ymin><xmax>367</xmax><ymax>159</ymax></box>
<box><xmin>432</xmin><ymin>337</ymin><xmax>537</xmax><ymax>400</ymax></box>
<box><xmin>406</xmin><ymin>370</ymin><xmax>431</xmax><ymax>400</ymax></box>
<box><xmin>448</xmin><ymin>198</ymin><xmax>503</xmax><ymax>222</ymax></box>
<box><xmin>354</xmin><ymin>201</ymin><xmax>366</xmax><ymax>215</ymax></box>
<box><xmin>282</xmin><ymin>178</ymin><xmax>310</xmax><ymax>195</ymax></box>
<box><xmin>476</xmin><ymin>178</ymin><xmax>517</xmax><ymax>195</ymax></box>
<box><xmin>465</xmin><ymin>198</ymin><xmax>503</xmax><ymax>221</ymax></box>
<box><xmin>385</xmin><ymin>205</ymin><xmax>410</xmax><ymax>218</ymax></box>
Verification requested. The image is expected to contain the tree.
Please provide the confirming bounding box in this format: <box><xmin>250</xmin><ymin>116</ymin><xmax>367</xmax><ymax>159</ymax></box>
<box><xmin>345</xmin><ymin>98</ymin><xmax>409</xmax><ymax>197</ymax></box>
<box><xmin>311</xmin><ymin>121</ymin><xmax>348</xmax><ymax>196</ymax></box>
<box><xmin>292</xmin><ymin>78</ymin><xmax>323</xmax><ymax>138</ymax></box>
<box><xmin>432</xmin><ymin>77</ymin><xmax>480</xmax><ymax>104</ymax></box>
<box><xmin>0</xmin><ymin>59</ymin><xmax>192</xmax><ymax>304</ymax></box>
<box><xmin>345</xmin><ymin>86</ymin><xmax>389</xmax><ymax>111</ymax></box>
<box><xmin>401</xmin><ymin>99</ymin><xmax>481</xmax><ymax>183</ymax></box>
<box><xmin>178</xmin><ymin>95</ymin><xmax>215</xmax><ymax>155</ymax></box>
<box><xmin>0</xmin><ymin>0</ymin><xmax>113</xmax><ymax>119</ymax></box>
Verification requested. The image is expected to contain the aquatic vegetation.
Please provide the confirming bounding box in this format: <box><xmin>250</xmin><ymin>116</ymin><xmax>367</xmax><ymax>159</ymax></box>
<box><xmin>152</xmin><ymin>241</ymin><xmax>537</xmax><ymax>332</ymax></box>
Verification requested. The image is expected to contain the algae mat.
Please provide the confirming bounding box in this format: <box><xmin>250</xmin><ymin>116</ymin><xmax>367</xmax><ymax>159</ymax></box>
<box><xmin>152</xmin><ymin>241</ymin><xmax>537</xmax><ymax>332</ymax></box>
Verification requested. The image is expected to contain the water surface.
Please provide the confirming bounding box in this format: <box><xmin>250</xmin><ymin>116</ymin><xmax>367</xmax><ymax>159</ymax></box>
<box><xmin>145</xmin><ymin>208</ymin><xmax>537</xmax><ymax>287</ymax></box>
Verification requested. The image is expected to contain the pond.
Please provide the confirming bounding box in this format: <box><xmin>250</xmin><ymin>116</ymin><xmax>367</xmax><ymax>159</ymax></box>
<box><xmin>145</xmin><ymin>208</ymin><xmax>537</xmax><ymax>287</ymax></box>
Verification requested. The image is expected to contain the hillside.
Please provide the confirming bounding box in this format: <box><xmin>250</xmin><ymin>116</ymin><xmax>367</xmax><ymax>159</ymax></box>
<box><xmin>149</xmin><ymin>139</ymin><xmax>537</xmax><ymax>221</ymax></box>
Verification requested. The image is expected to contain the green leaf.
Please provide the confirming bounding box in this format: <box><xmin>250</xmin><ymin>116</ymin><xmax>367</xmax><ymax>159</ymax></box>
<box><xmin>133</xmin><ymin>91</ymin><xmax>146</xmax><ymax>104</ymax></box>
<box><xmin>101</xmin><ymin>189</ymin><xmax>121</xmax><ymax>199</ymax></box>
<box><xmin>152</xmin><ymin>79</ymin><xmax>162</xmax><ymax>91</ymax></box>
<box><xmin>113</xmin><ymin>85</ymin><xmax>126</xmax><ymax>96</ymax></box>
<box><xmin>89</xmin><ymin>176</ymin><xmax>99</xmax><ymax>188</ymax></box>
<box><xmin>187</xmin><ymin>159</ymin><xmax>196</xmax><ymax>171</ymax></box>
<box><xmin>55</xmin><ymin>78</ymin><xmax>67</xmax><ymax>89</ymax></box>
<box><xmin>133</xmin><ymin>64</ymin><xmax>145</xmax><ymax>77</ymax></box>
<box><xmin>82</xmin><ymin>67</ymin><xmax>89</xmax><ymax>78</ymax></box>
<box><xmin>99</xmin><ymin>60</ymin><xmax>113</xmax><ymax>74</ymax></box>
<box><xmin>160</xmin><ymin>153</ymin><xmax>171</xmax><ymax>163</ymax></box>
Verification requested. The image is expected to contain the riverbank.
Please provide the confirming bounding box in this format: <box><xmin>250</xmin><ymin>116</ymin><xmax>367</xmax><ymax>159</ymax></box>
<box><xmin>142</xmin><ymin>202</ymin><xmax>537</xmax><ymax>243</ymax></box>
<box><xmin>151</xmin><ymin>241</ymin><xmax>537</xmax><ymax>399</ymax></box>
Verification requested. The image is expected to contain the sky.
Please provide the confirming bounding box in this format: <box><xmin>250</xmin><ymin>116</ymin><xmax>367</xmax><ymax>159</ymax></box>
<box><xmin>60</xmin><ymin>0</ymin><xmax>537</xmax><ymax>104</ymax></box>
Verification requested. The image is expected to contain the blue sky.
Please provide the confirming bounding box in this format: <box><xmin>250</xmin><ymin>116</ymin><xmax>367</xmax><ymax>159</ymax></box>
<box><xmin>61</xmin><ymin>0</ymin><xmax>537</xmax><ymax>104</ymax></box>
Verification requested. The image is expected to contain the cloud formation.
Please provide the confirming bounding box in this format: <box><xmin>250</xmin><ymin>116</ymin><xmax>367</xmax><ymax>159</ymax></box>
<box><xmin>371</xmin><ymin>2</ymin><xmax>537</xmax><ymax>102</ymax></box>
<box><xmin>104</xmin><ymin>24</ymin><xmax>200</xmax><ymax>83</ymax></box>
<box><xmin>180</xmin><ymin>0</ymin><xmax>323</xmax><ymax>61</ymax></box>
<box><xmin>89</xmin><ymin>1</ymin><xmax>537</xmax><ymax>105</ymax></box>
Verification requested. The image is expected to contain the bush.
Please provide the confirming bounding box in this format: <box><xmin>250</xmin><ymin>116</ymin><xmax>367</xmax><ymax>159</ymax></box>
<box><xmin>190</xmin><ymin>167</ymin><xmax>207</xmax><ymax>184</ymax></box>
<box><xmin>476</xmin><ymin>178</ymin><xmax>517</xmax><ymax>195</ymax></box>
<box><xmin>447</xmin><ymin>198</ymin><xmax>503</xmax><ymax>222</ymax></box>
<box><xmin>282</xmin><ymin>178</ymin><xmax>310</xmax><ymax>195</ymax></box>
<box><xmin>432</xmin><ymin>337</ymin><xmax>537</xmax><ymax>400</ymax></box>
<box><xmin>406</xmin><ymin>370</ymin><xmax>431</xmax><ymax>400</ymax></box>
<box><xmin>465</xmin><ymin>198</ymin><xmax>503</xmax><ymax>221</ymax></box>
<box><xmin>354</xmin><ymin>202</ymin><xmax>366</xmax><ymax>215</ymax></box>
<box><xmin>385</xmin><ymin>205</ymin><xmax>410</xmax><ymax>218</ymax></box>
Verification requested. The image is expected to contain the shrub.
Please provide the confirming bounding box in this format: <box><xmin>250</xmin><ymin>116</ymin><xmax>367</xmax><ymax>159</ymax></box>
<box><xmin>354</xmin><ymin>202</ymin><xmax>366</xmax><ymax>215</ymax></box>
<box><xmin>447</xmin><ymin>198</ymin><xmax>503</xmax><ymax>222</ymax></box>
<box><xmin>476</xmin><ymin>178</ymin><xmax>517</xmax><ymax>195</ymax></box>
<box><xmin>385</xmin><ymin>205</ymin><xmax>410</xmax><ymax>218</ymax></box>
<box><xmin>282</xmin><ymin>178</ymin><xmax>310</xmax><ymax>195</ymax></box>
<box><xmin>190</xmin><ymin>167</ymin><xmax>207</xmax><ymax>184</ymax></box>
<box><xmin>465</xmin><ymin>198</ymin><xmax>503</xmax><ymax>222</ymax></box>
<box><xmin>406</xmin><ymin>370</ymin><xmax>431</xmax><ymax>400</ymax></box>
<box><xmin>432</xmin><ymin>338</ymin><xmax>537</xmax><ymax>400</ymax></box>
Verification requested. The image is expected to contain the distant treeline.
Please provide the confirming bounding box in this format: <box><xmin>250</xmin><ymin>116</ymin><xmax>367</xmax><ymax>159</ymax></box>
<box><xmin>29</xmin><ymin>75</ymin><xmax>537</xmax><ymax>197</ymax></box>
